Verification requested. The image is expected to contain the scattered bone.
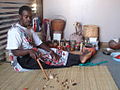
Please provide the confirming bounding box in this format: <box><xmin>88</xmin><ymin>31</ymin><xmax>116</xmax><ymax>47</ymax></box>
<box><xmin>63</xmin><ymin>85</ymin><xmax>66</xmax><ymax>87</ymax></box>
<box><xmin>42</xmin><ymin>71</ymin><xmax>79</xmax><ymax>90</ymax></box>
<box><xmin>43</xmin><ymin>85</ymin><xmax>47</xmax><ymax>88</ymax></box>
<box><xmin>72</xmin><ymin>82</ymin><xmax>77</xmax><ymax>86</ymax></box>
<box><xmin>67</xmin><ymin>86</ymin><xmax>69</xmax><ymax>89</ymax></box>
<box><xmin>65</xmin><ymin>81</ymin><xmax>69</xmax><ymax>84</ymax></box>
<box><xmin>49</xmin><ymin>74</ymin><xmax>54</xmax><ymax>79</ymax></box>
<box><xmin>61</xmin><ymin>82</ymin><xmax>64</xmax><ymax>84</ymax></box>
<box><xmin>50</xmin><ymin>86</ymin><xmax>54</xmax><ymax>88</ymax></box>
<box><xmin>65</xmin><ymin>79</ymin><xmax>68</xmax><ymax>82</ymax></box>
<box><xmin>69</xmin><ymin>80</ymin><xmax>74</xmax><ymax>84</ymax></box>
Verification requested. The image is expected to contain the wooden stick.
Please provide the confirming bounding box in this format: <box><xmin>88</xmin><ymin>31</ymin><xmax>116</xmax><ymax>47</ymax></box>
<box><xmin>36</xmin><ymin>59</ymin><xmax>49</xmax><ymax>80</ymax></box>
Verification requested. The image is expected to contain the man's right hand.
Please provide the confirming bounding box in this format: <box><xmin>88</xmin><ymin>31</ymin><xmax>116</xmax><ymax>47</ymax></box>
<box><xmin>28</xmin><ymin>49</ymin><xmax>39</xmax><ymax>60</ymax></box>
<box><xmin>49</xmin><ymin>50</ymin><xmax>61</xmax><ymax>61</ymax></box>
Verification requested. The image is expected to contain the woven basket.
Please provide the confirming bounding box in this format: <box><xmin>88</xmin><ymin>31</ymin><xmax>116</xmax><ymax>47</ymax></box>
<box><xmin>51</xmin><ymin>19</ymin><xmax>66</xmax><ymax>31</ymax></box>
<box><xmin>83</xmin><ymin>25</ymin><xmax>99</xmax><ymax>38</ymax></box>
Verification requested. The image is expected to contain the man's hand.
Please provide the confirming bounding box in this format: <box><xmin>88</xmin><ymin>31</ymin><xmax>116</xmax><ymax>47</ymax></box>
<box><xmin>28</xmin><ymin>49</ymin><xmax>40</xmax><ymax>60</ymax></box>
<box><xmin>11</xmin><ymin>49</ymin><xmax>42</xmax><ymax>60</ymax></box>
<box><xmin>49</xmin><ymin>51</ymin><xmax>60</xmax><ymax>61</ymax></box>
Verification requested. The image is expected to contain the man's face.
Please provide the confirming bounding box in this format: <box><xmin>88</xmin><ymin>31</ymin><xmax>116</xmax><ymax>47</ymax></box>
<box><xmin>19</xmin><ymin>10</ymin><xmax>32</xmax><ymax>27</ymax></box>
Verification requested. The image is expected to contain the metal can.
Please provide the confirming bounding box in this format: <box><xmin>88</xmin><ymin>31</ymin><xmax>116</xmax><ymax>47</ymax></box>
<box><xmin>70</xmin><ymin>40</ymin><xmax>76</xmax><ymax>51</ymax></box>
<box><xmin>65</xmin><ymin>40</ymin><xmax>71</xmax><ymax>51</ymax></box>
<box><xmin>75</xmin><ymin>42</ymin><xmax>80</xmax><ymax>51</ymax></box>
<box><xmin>59</xmin><ymin>40</ymin><xmax>65</xmax><ymax>50</ymax></box>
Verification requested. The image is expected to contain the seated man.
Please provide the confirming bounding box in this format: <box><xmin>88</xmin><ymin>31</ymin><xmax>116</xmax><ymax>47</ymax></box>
<box><xmin>6</xmin><ymin>6</ymin><xmax>95</xmax><ymax>72</ymax></box>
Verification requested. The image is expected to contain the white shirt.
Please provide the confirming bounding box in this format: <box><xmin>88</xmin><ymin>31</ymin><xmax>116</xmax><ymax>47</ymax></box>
<box><xmin>6</xmin><ymin>23</ymin><xmax>42</xmax><ymax>50</ymax></box>
<box><xmin>6</xmin><ymin>23</ymin><xmax>42</xmax><ymax>72</ymax></box>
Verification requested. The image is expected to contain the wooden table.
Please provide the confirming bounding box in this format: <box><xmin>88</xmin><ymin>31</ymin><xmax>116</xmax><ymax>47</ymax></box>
<box><xmin>0</xmin><ymin>63</ymin><xmax>118</xmax><ymax>90</ymax></box>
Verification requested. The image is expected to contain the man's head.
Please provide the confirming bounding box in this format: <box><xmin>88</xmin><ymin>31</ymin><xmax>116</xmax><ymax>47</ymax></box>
<box><xmin>19</xmin><ymin>6</ymin><xmax>32</xmax><ymax>27</ymax></box>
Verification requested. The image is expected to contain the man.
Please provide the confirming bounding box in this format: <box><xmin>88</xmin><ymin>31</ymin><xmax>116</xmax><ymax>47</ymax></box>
<box><xmin>6</xmin><ymin>6</ymin><xmax>94</xmax><ymax>72</ymax></box>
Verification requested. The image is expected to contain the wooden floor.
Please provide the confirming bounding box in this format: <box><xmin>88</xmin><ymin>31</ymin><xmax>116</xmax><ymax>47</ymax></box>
<box><xmin>0</xmin><ymin>63</ymin><xmax>118</xmax><ymax>90</ymax></box>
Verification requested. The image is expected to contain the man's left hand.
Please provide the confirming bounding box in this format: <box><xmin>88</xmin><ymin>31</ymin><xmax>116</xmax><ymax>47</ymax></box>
<box><xmin>49</xmin><ymin>51</ymin><xmax>60</xmax><ymax>61</ymax></box>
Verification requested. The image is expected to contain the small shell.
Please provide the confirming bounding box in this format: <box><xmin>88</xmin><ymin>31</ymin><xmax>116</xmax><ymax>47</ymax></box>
<box><xmin>43</xmin><ymin>85</ymin><xmax>47</xmax><ymax>88</ymax></box>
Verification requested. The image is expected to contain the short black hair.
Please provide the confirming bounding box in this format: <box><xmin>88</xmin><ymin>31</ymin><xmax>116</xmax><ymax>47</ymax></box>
<box><xmin>19</xmin><ymin>6</ymin><xmax>32</xmax><ymax>15</ymax></box>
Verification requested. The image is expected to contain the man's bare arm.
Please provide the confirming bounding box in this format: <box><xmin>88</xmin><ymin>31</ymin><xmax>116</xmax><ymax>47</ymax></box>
<box><xmin>38</xmin><ymin>43</ymin><xmax>60</xmax><ymax>60</ymax></box>
<box><xmin>38</xmin><ymin>43</ymin><xmax>53</xmax><ymax>52</ymax></box>
<box><xmin>12</xmin><ymin>49</ymin><xmax>39</xmax><ymax>60</ymax></box>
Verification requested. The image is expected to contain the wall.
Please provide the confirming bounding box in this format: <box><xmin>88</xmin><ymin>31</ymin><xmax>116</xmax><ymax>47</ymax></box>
<box><xmin>43</xmin><ymin>0</ymin><xmax>120</xmax><ymax>42</ymax></box>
